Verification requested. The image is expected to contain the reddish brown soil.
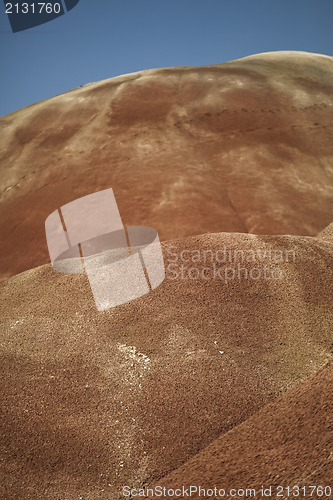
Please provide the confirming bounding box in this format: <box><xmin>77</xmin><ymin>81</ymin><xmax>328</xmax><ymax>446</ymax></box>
<box><xmin>0</xmin><ymin>227</ymin><xmax>332</xmax><ymax>499</ymax></box>
<box><xmin>153</xmin><ymin>361</ymin><xmax>333</xmax><ymax>498</ymax></box>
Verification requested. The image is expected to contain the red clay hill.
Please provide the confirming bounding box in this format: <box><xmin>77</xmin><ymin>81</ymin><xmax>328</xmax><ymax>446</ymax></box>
<box><xmin>0</xmin><ymin>51</ymin><xmax>333</xmax><ymax>280</ymax></box>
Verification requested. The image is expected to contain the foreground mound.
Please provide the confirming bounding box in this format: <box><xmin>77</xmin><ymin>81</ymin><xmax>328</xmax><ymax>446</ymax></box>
<box><xmin>153</xmin><ymin>361</ymin><xmax>333</xmax><ymax>498</ymax></box>
<box><xmin>1</xmin><ymin>228</ymin><xmax>332</xmax><ymax>498</ymax></box>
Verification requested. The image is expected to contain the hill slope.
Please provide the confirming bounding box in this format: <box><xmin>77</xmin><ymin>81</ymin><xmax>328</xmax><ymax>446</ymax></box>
<box><xmin>153</xmin><ymin>360</ymin><xmax>333</xmax><ymax>498</ymax></box>
<box><xmin>1</xmin><ymin>51</ymin><xmax>333</xmax><ymax>280</ymax></box>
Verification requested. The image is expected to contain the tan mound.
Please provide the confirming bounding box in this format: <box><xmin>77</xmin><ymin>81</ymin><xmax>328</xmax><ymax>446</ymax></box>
<box><xmin>152</xmin><ymin>361</ymin><xmax>333</xmax><ymax>498</ymax></box>
<box><xmin>317</xmin><ymin>222</ymin><xmax>333</xmax><ymax>240</ymax></box>
<box><xmin>1</xmin><ymin>229</ymin><xmax>332</xmax><ymax>499</ymax></box>
<box><xmin>1</xmin><ymin>51</ymin><xmax>333</xmax><ymax>281</ymax></box>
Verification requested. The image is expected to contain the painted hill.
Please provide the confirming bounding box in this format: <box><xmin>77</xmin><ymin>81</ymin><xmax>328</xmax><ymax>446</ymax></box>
<box><xmin>0</xmin><ymin>51</ymin><xmax>333</xmax><ymax>280</ymax></box>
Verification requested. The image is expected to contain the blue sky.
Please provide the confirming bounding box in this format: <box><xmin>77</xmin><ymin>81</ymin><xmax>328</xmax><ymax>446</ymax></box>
<box><xmin>0</xmin><ymin>0</ymin><xmax>332</xmax><ymax>117</ymax></box>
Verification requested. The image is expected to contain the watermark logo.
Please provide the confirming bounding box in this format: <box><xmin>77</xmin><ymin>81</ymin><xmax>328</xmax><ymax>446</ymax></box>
<box><xmin>165</xmin><ymin>245</ymin><xmax>296</xmax><ymax>282</ymax></box>
<box><xmin>45</xmin><ymin>188</ymin><xmax>165</xmax><ymax>311</ymax></box>
<box><xmin>3</xmin><ymin>0</ymin><xmax>80</xmax><ymax>33</ymax></box>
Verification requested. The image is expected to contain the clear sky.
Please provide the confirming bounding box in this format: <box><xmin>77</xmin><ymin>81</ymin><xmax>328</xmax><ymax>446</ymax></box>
<box><xmin>0</xmin><ymin>0</ymin><xmax>332</xmax><ymax>117</ymax></box>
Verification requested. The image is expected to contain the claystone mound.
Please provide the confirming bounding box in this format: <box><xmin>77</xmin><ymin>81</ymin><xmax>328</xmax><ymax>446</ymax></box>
<box><xmin>0</xmin><ymin>227</ymin><xmax>332</xmax><ymax>498</ymax></box>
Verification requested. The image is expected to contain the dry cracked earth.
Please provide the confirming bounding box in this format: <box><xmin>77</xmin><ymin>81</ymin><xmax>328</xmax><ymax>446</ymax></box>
<box><xmin>0</xmin><ymin>51</ymin><xmax>332</xmax><ymax>499</ymax></box>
